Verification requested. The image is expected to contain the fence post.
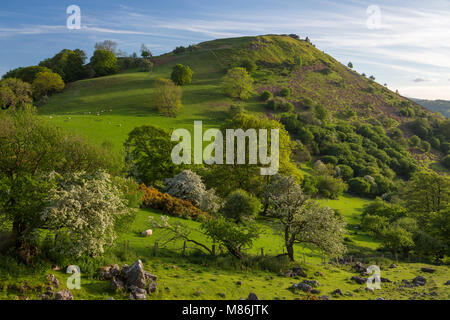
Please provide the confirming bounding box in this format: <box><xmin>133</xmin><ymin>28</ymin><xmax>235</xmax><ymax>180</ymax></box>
<box><xmin>182</xmin><ymin>241</ymin><xmax>186</xmax><ymax>256</ymax></box>
<box><xmin>212</xmin><ymin>244</ymin><xmax>216</xmax><ymax>256</ymax></box>
<box><xmin>153</xmin><ymin>241</ymin><xmax>159</xmax><ymax>256</ymax></box>
<box><xmin>261</xmin><ymin>248</ymin><xmax>264</xmax><ymax>257</ymax></box>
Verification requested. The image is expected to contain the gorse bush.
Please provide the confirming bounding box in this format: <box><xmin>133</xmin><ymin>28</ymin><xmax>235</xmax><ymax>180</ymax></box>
<box><xmin>140</xmin><ymin>185</ymin><xmax>208</xmax><ymax>221</ymax></box>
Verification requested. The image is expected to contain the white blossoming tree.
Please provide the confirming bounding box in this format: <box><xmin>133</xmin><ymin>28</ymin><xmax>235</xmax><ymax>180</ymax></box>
<box><xmin>165</xmin><ymin>170</ymin><xmax>222</xmax><ymax>213</ymax></box>
<box><xmin>41</xmin><ymin>171</ymin><xmax>130</xmax><ymax>257</ymax></box>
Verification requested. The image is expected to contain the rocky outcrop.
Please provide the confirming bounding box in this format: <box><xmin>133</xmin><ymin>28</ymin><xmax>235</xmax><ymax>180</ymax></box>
<box><xmin>98</xmin><ymin>260</ymin><xmax>158</xmax><ymax>300</ymax></box>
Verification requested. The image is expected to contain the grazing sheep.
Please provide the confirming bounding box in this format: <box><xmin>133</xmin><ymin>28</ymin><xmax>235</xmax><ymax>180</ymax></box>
<box><xmin>141</xmin><ymin>230</ymin><xmax>152</xmax><ymax>237</ymax></box>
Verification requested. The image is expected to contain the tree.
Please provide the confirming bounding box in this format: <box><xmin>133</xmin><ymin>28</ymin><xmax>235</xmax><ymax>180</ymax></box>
<box><xmin>124</xmin><ymin>125</ymin><xmax>182</xmax><ymax>186</ymax></box>
<box><xmin>347</xmin><ymin>62</ymin><xmax>353</xmax><ymax>69</ymax></box>
<box><xmin>95</xmin><ymin>40</ymin><xmax>118</xmax><ymax>55</ymax></box>
<box><xmin>41</xmin><ymin>171</ymin><xmax>130</xmax><ymax>257</ymax></box>
<box><xmin>32</xmin><ymin>71</ymin><xmax>65</xmax><ymax>98</ymax></box>
<box><xmin>164</xmin><ymin>170</ymin><xmax>222</xmax><ymax>213</ymax></box>
<box><xmin>140</xmin><ymin>44</ymin><xmax>152</xmax><ymax>59</ymax></box>
<box><xmin>0</xmin><ymin>107</ymin><xmax>117</xmax><ymax>254</ymax></box>
<box><xmin>262</xmin><ymin>175</ymin><xmax>346</xmax><ymax>261</ymax></box>
<box><xmin>39</xmin><ymin>49</ymin><xmax>87</xmax><ymax>82</ymax></box>
<box><xmin>240</xmin><ymin>59</ymin><xmax>257</xmax><ymax>73</ymax></box>
<box><xmin>202</xmin><ymin>216</ymin><xmax>261</xmax><ymax>259</ymax></box>
<box><xmin>0</xmin><ymin>78</ymin><xmax>33</xmax><ymax>109</ymax></box>
<box><xmin>222</xmin><ymin>67</ymin><xmax>254</xmax><ymax>100</ymax></box>
<box><xmin>171</xmin><ymin>64</ymin><xmax>193</xmax><ymax>86</ymax></box>
<box><xmin>404</xmin><ymin>171</ymin><xmax>449</xmax><ymax>229</ymax></box>
<box><xmin>2</xmin><ymin>66</ymin><xmax>52</xmax><ymax>83</ymax></box>
<box><xmin>314</xmin><ymin>104</ymin><xmax>328</xmax><ymax>121</ymax></box>
<box><xmin>381</xmin><ymin>225</ymin><xmax>414</xmax><ymax>259</ymax></box>
<box><xmin>279</xmin><ymin>87</ymin><xmax>290</xmax><ymax>97</ymax></box>
<box><xmin>421</xmin><ymin>141</ymin><xmax>431</xmax><ymax>152</ymax></box>
<box><xmin>154</xmin><ymin>78</ymin><xmax>183</xmax><ymax>117</ymax></box>
<box><xmin>348</xmin><ymin>177</ymin><xmax>371</xmax><ymax>196</ymax></box>
<box><xmin>90</xmin><ymin>49</ymin><xmax>118</xmax><ymax>77</ymax></box>
<box><xmin>260</xmin><ymin>90</ymin><xmax>273</xmax><ymax>101</ymax></box>
<box><xmin>222</xmin><ymin>189</ymin><xmax>261</xmax><ymax>223</ymax></box>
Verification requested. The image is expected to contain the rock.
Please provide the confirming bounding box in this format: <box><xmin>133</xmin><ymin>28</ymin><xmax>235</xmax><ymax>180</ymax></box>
<box><xmin>377</xmin><ymin>297</ymin><xmax>385</xmax><ymax>300</ymax></box>
<box><xmin>106</xmin><ymin>297</ymin><xmax>115</xmax><ymax>300</ymax></box>
<box><xmin>421</xmin><ymin>267</ymin><xmax>435</xmax><ymax>273</ymax></box>
<box><xmin>125</xmin><ymin>260</ymin><xmax>148</xmax><ymax>289</ymax></box>
<box><xmin>217</xmin><ymin>293</ymin><xmax>226</xmax><ymax>298</ymax></box>
<box><xmin>351</xmin><ymin>276</ymin><xmax>367</xmax><ymax>285</ymax></box>
<box><xmin>302</xmin><ymin>280</ymin><xmax>320</xmax><ymax>287</ymax></box>
<box><xmin>389</xmin><ymin>264</ymin><xmax>397</xmax><ymax>269</ymax></box>
<box><xmin>365</xmin><ymin>287</ymin><xmax>374</xmax><ymax>293</ymax></box>
<box><xmin>51</xmin><ymin>265</ymin><xmax>61</xmax><ymax>271</ymax></box>
<box><xmin>54</xmin><ymin>289</ymin><xmax>73</xmax><ymax>300</ymax></box>
<box><xmin>291</xmin><ymin>282</ymin><xmax>312</xmax><ymax>292</ymax></box>
<box><xmin>445</xmin><ymin>280</ymin><xmax>450</xmax><ymax>285</ymax></box>
<box><xmin>314</xmin><ymin>271</ymin><xmax>325</xmax><ymax>277</ymax></box>
<box><xmin>147</xmin><ymin>282</ymin><xmax>157</xmax><ymax>294</ymax></box>
<box><xmin>429</xmin><ymin>291</ymin><xmax>438</xmax><ymax>296</ymax></box>
<box><xmin>412</xmin><ymin>276</ymin><xmax>426</xmax><ymax>287</ymax></box>
<box><xmin>98</xmin><ymin>264</ymin><xmax>120</xmax><ymax>280</ymax></box>
<box><xmin>332</xmin><ymin>289</ymin><xmax>343</xmax><ymax>296</ymax></box>
<box><xmin>352</xmin><ymin>262</ymin><xmax>366</xmax><ymax>273</ymax></box>
<box><xmin>311</xmin><ymin>289</ymin><xmax>320</xmax><ymax>295</ymax></box>
<box><xmin>110</xmin><ymin>277</ymin><xmax>125</xmax><ymax>292</ymax></box>
<box><xmin>46</xmin><ymin>274</ymin><xmax>60</xmax><ymax>288</ymax></box>
<box><xmin>380</xmin><ymin>277</ymin><xmax>392</xmax><ymax>283</ymax></box>
<box><xmin>318</xmin><ymin>295</ymin><xmax>331</xmax><ymax>300</ymax></box>
<box><xmin>141</xmin><ymin>229</ymin><xmax>153</xmax><ymax>237</ymax></box>
<box><xmin>248</xmin><ymin>292</ymin><xmax>260</xmax><ymax>300</ymax></box>
<box><xmin>236</xmin><ymin>281</ymin><xmax>242</xmax><ymax>286</ymax></box>
<box><xmin>401</xmin><ymin>279</ymin><xmax>413</xmax><ymax>288</ymax></box>
<box><xmin>41</xmin><ymin>294</ymin><xmax>51</xmax><ymax>300</ymax></box>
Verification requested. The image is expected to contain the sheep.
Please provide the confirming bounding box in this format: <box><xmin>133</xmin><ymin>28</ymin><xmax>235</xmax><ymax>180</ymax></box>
<box><xmin>141</xmin><ymin>229</ymin><xmax>153</xmax><ymax>237</ymax></box>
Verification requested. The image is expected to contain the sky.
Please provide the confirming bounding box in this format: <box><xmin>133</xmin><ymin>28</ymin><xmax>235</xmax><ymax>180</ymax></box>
<box><xmin>1</xmin><ymin>0</ymin><xmax>450</xmax><ymax>100</ymax></box>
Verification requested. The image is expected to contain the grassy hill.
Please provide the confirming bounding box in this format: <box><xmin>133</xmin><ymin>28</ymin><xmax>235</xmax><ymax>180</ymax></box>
<box><xmin>3</xmin><ymin>34</ymin><xmax>448</xmax><ymax>301</ymax></box>
<box><xmin>411</xmin><ymin>98</ymin><xmax>450</xmax><ymax>118</ymax></box>
<box><xmin>39</xmin><ymin>35</ymin><xmax>443</xmax><ymax>154</ymax></box>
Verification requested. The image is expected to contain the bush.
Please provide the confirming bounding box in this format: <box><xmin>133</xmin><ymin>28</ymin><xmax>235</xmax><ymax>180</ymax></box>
<box><xmin>302</xmin><ymin>97</ymin><xmax>314</xmax><ymax>109</ymax></box>
<box><xmin>222</xmin><ymin>67</ymin><xmax>254</xmax><ymax>100</ymax></box>
<box><xmin>260</xmin><ymin>90</ymin><xmax>273</xmax><ymax>101</ymax></box>
<box><xmin>409</xmin><ymin>135</ymin><xmax>421</xmax><ymax>147</ymax></box>
<box><xmin>279</xmin><ymin>87</ymin><xmax>290</xmax><ymax>97</ymax></box>
<box><xmin>443</xmin><ymin>154</ymin><xmax>450</xmax><ymax>169</ymax></box>
<box><xmin>348</xmin><ymin>177</ymin><xmax>371</xmax><ymax>196</ymax></box>
<box><xmin>140</xmin><ymin>185</ymin><xmax>208</xmax><ymax>221</ymax></box>
<box><xmin>222</xmin><ymin>189</ymin><xmax>261</xmax><ymax>223</ymax></box>
<box><xmin>171</xmin><ymin>64</ymin><xmax>193</xmax><ymax>86</ymax></box>
<box><xmin>421</xmin><ymin>141</ymin><xmax>431</xmax><ymax>153</ymax></box>
<box><xmin>229</xmin><ymin>104</ymin><xmax>245</xmax><ymax>117</ymax></box>
<box><xmin>267</xmin><ymin>97</ymin><xmax>293</xmax><ymax>112</ymax></box>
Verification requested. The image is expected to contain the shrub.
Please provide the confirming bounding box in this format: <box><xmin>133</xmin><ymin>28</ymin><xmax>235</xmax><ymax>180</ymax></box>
<box><xmin>302</xmin><ymin>97</ymin><xmax>314</xmax><ymax>109</ymax></box>
<box><xmin>229</xmin><ymin>104</ymin><xmax>245</xmax><ymax>116</ymax></box>
<box><xmin>171</xmin><ymin>64</ymin><xmax>193</xmax><ymax>86</ymax></box>
<box><xmin>409</xmin><ymin>135</ymin><xmax>421</xmax><ymax>147</ymax></box>
<box><xmin>222</xmin><ymin>189</ymin><xmax>261</xmax><ymax>223</ymax></box>
<box><xmin>279</xmin><ymin>87</ymin><xmax>290</xmax><ymax>97</ymax></box>
<box><xmin>348</xmin><ymin>177</ymin><xmax>371</xmax><ymax>196</ymax></box>
<box><xmin>260</xmin><ymin>90</ymin><xmax>273</xmax><ymax>101</ymax></box>
<box><xmin>421</xmin><ymin>141</ymin><xmax>431</xmax><ymax>153</ymax></box>
<box><xmin>443</xmin><ymin>154</ymin><xmax>450</xmax><ymax>169</ymax></box>
<box><xmin>140</xmin><ymin>185</ymin><xmax>208</xmax><ymax>221</ymax></box>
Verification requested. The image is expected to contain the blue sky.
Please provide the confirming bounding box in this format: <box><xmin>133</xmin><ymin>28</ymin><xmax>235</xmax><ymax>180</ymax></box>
<box><xmin>1</xmin><ymin>0</ymin><xmax>450</xmax><ymax>99</ymax></box>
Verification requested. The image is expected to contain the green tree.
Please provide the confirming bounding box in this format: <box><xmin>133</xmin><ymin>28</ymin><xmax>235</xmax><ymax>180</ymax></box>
<box><xmin>381</xmin><ymin>225</ymin><xmax>414</xmax><ymax>259</ymax></box>
<box><xmin>32</xmin><ymin>71</ymin><xmax>65</xmax><ymax>98</ymax></box>
<box><xmin>202</xmin><ymin>216</ymin><xmax>261</xmax><ymax>259</ymax></box>
<box><xmin>409</xmin><ymin>135</ymin><xmax>421</xmax><ymax>147</ymax></box>
<box><xmin>262</xmin><ymin>175</ymin><xmax>346</xmax><ymax>261</ymax></box>
<box><xmin>39</xmin><ymin>49</ymin><xmax>87</xmax><ymax>82</ymax></box>
<box><xmin>2</xmin><ymin>66</ymin><xmax>52</xmax><ymax>83</ymax></box>
<box><xmin>124</xmin><ymin>125</ymin><xmax>182</xmax><ymax>186</ymax></box>
<box><xmin>0</xmin><ymin>78</ymin><xmax>33</xmax><ymax>109</ymax></box>
<box><xmin>140</xmin><ymin>44</ymin><xmax>152</xmax><ymax>59</ymax></box>
<box><xmin>222</xmin><ymin>189</ymin><xmax>261</xmax><ymax>223</ymax></box>
<box><xmin>90</xmin><ymin>49</ymin><xmax>118</xmax><ymax>76</ymax></box>
<box><xmin>154</xmin><ymin>78</ymin><xmax>183</xmax><ymax>117</ymax></box>
<box><xmin>222</xmin><ymin>67</ymin><xmax>254</xmax><ymax>100</ymax></box>
<box><xmin>404</xmin><ymin>171</ymin><xmax>449</xmax><ymax>229</ymax></box>
<box><xmin>347</xmin><ymin>62</ymin><xmax>353</xmax><ymax>68</ymax></box>
<box><xmin>171</xmin><ymin>64</ymin><xmax>193</xmax><ymax>86</ymax></box>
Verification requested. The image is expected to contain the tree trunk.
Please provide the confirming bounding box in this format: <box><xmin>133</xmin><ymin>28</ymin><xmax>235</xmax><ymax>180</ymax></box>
<box><xmin>286</xmin><ymin>244</ymin><xmax>295</xmax><ymax>261</ymax></box>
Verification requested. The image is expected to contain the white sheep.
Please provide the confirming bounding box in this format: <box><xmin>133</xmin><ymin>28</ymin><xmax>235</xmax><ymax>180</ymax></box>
<box><xmin>141</xmin><ymin>229</ymin><xmax>153</xmax><ymax>237</ymax></box>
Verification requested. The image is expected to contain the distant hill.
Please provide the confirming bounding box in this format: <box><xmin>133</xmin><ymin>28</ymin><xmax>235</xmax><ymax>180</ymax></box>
<box><xmin>410</xmin><ymin>98</ymin><xmax>450</xmax><ymax>118</ymax></box>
